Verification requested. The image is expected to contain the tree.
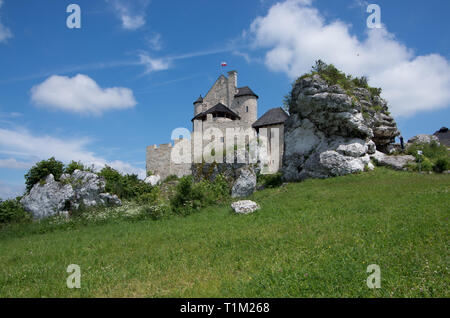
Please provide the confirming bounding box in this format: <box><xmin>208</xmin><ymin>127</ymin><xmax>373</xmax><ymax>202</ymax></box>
<box><xmin>312</xmin><ymin>59</ymin><xmax>327</xmax><ymax>73</ymax></box>
<box><xmin>24</xmin><ymin>157</ymin><xmax>64</xmax><ymax>193</ymax></box>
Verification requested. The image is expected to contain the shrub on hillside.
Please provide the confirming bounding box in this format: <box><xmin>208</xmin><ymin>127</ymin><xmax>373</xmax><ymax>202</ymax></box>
<box><xmin>64</xmin><ymin>161</ymin><xmax>94</xmax><ymax>174</ymax></box>
<box><xmin>170</xmin><ymin>176</ymin><xmax>200</xmax><ymax>216</ymax></box>
<box><xmin>170</xmin><ymin>175</ymin><xmax>230</xmax><ymax>216</ymax></box>
<box><xmin>406</xmin><ymin>141</ymin><xmax>449</xmax><ymax>173</ymax></box>
<box><xmin>407</xmin><ymin>157</ymin><xmax>434</xmax><ymax>172</ymax></box>
<box><xmin>258</xmin><ymin>173</ymin><xmax>283</xmax><ymax>188</ymax></box>
<box><xmin>433</xmin><ymin>157</ymin><xmax>449</xmax><ymax>173</ymax></box>
<box><xmin>0</xmin><ymin>198</ymin><xmax>31</xmax><ymax>224</ymax></box>
<box><xmin>136</xmin><ymin>187</ymin><xmax>161</xmax><ymax>205</ymax></box>
<box><xmin>24</xmin><ymin>157</ymin><xmax>64</xmax><ymax>193</ymax></box>
<box><xmin>98</xmin><ymin>166</ymin><xmax>155</xmax><ymax>201</ymax></box>
<box><xmin>407</xmin><ymin>141</ymin><xmax>448</xmax><ymax>161</ymax></box>
<box><xmin>139</xmin><ymin>204</ymin><xmax>171</xmax><ymax>221</ymax></box>
<box><xmin>208</xmin><ymin>174</ymin><xmax>231</xmax><ymax>202</ymax></box>
<box><xmin>163</xmin><ymin>175</ymin><xmax>178</xmax><ymax>183</ymax></box>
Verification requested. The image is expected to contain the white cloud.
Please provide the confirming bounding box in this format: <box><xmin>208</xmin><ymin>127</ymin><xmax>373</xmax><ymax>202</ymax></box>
<box><xmin>248</xmin><ymin>0</ymin><xmax>450</xmax><ymax>117</ymax></box>
<box><xmin>0</xmin><ymin>127</ymin><xmax>146</xmax><ymax>179</ymax></box>
<box><xmin>350</xmin><ymin>0</ymin><xmax>369</xmax><ymax>9</ymax></box>
<box><xmin>0</xmin><ymin>0</ymin><xmax>12</xmax><ymax>43</ymax></box>
<box><xmin>0</xmin><ymin>158</ymin><xmax>32</xmax><ymax>169</ymax></box>
<box><xmin>107</xmin><ymin>0</ymin><xmax>149</xmax><ymax>30</ymax></box>
<box><xmin>0</xmin><ymin>182</ymin><xmax>25</xmax><ymax>199</ymax></box>
<box><xmin>139</xmin><ymin>54</ymin><xmax>170</xmax><ymax>73</ymax></box>
<box><xmin>30</xmin><ymin>74</ymin><xmax>137</xmax><ymax>115</ymax></box>
<box><xmin>137</xmin><ymin>46</ymin><xmax>242</xmax><ymax>74</ymax></box>
<box><xmin>0</xmin><ymin>112</ymin><xmax>22</xmax><ymax>118</ymax></box>
<box><xmin>147</xmin><ymin>33</ymin><xmax>162</xmax><ymax>51</ymax></box>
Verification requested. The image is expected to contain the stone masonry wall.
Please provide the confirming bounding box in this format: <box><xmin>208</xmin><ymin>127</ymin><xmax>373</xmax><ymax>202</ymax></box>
<box><xmin>146</xmin><ymin>141</ymin><xmax>191</xmax><ymax>181</ymax></box>
<box><xmin>203</xmin><ymin>75</ymin><xmax>230</xmax><ymax>109</ymax></box>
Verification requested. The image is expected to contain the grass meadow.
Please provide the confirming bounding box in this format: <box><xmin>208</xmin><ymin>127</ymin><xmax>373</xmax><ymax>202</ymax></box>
<box><xmin>0</xmin><ymin>168</ymin><xmax>448</xmax><ymax>297</ymax></box>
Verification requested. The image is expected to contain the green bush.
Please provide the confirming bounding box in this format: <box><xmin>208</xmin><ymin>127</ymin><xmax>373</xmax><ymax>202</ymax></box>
<box><xmin>137</xmin><ymin>188</ymin><xmax>161</xmax><ymax>205</ymax></box>
<box><xmin>258</xmin><ymin>173</ymin><xmax>284</xmax><ymax>188</ymax></box>
<box><xmin>407</xmin><ymin>157</ymin><xmax>434</xmax><ymax>172</ymax></box>
<box><xmin>209</xmin><ymin>174</ymin><xmax>231</xmax><ymax>201</ymax></box>
<box><xmin>170</xmin><ymin>175</ymin><xmax>230</xmax><ymax>216</ymax></box>
<box><xmin>0</xmin><ymin>198</ymin><xmax>31</xmax><ymax>224</ymax></box>
<box><xmin>352</xmin><ymin>76</ymin><xmax>368</xmax><ymax>88</ymax></box>
<box><xmin>98</xmin><ymin>166</ymin><xmax>154</xmax><ymax>201</ymax></box>
<box><xmin>24</xmin><ymin>157</ymin><xmax>64</xmax><ymax>193</ymax></box>
<box><xmin>406</xmin><ymin>141</ymin><xmax>449</xmax><ymax>173</ymax></box>
<box><xmin>368</xmin><ymin>86</ymin><xmax>382</xmax><ymax>97</ymax></box>
<box><xmin>163</xmin><ymin>175</ymin><xmax>179</xmax><ymax>183</ymax></box>
<box><xmin>407</xmin><ymin>141</ymin><xmax>448</xmax><ymax>161</ymax></box>
<box><xmin>434</xmin><ymin>157</ymin><xmax>449</xmax><ymax>173</ymax></box>
<box><xmin>170</xmin><ymin>176</ymin><xmax>198</xmax><ymax>216</ymax></box>
<box><xmin>139</xmin><ymin>204</ymin><xmax>171</xmax><ymax>220</ymax></box>
<box><xmin>64</xmin><ymin>161</ymin><xmax>93</xmax><ymax>174</ymax></box>
<box><xmin>98</xmin><ymin>166</ymin><xmax>122</xmax><ymax>191</ymax></box>
<box><xmin>420</xmin><ymin>157</ymin><xmax>434</xmax><ymax>172</ymax></box>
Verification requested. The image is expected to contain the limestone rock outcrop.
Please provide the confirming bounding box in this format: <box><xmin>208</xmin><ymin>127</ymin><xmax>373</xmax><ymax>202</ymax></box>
<box><xmin>21</xmin><ymin>170</ymin><xmax>121</xmax><ymax>219</ymax></box>
<box><xmin>231</xmin><ymin>200</ymin><xmax>260</xmax><ymax>214</ymax></box>
<box><xmin>283</xmin><ymin>74</ymin><xmax>398</xmax><ymax>181</ymax></box>
<box><xmin>370</xmin><ymin>151</ymin><xmax>415</xmax><ymax>170</ymax></box>
<box><xmin>144</xmin><ymin>175</ymin><xmax>161</xmax><ymax>186</ymax></box>
<box><xmin>408</xmin><ymin>134</ymin><xmax>440</xmax><ymax>145</ymax></box>
<box><xmin>353</xmin><ymin>88</ymin><xmax>400</xmax><ymax>153</ymax></box>
<box><xmin>231</xmin><ymin>167</ymin><xmax>257</xmax><ymax>198</ymax></box>
<box><xmin>20</xmin><ymin>174</ymin><xmax>75</xmax><ymax>219</ymax></box>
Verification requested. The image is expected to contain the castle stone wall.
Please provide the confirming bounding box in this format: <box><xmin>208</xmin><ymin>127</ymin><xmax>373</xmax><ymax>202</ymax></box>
<box><xmin>146</xmin><ymin>141</ymin><xmax>191</xmax><ymax>181</ymax></box>
<box><xmin>204</xmin><ymin>75</ymin><xmax>230</xmax><ymax>108</ymax></box>
<box><xmin>194</xmin><ymin>102</ymin><xmax>203</xmax><ymax>116</ymax></box>
<box><xmin>146</xmin><ymin>143</ymin><xmax>172</xmax><ymax>180</ymax></box>
<box><xmin>232</xmin><ymin>96</ymin><xmax>257</xmax><ymax>125</ymax></box>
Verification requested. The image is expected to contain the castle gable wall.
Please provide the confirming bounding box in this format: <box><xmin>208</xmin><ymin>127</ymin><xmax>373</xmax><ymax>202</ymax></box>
<box><xmin>204</xmin><ymin>75</ymin><xmax>230</xmax><ymax>108</ymax></box>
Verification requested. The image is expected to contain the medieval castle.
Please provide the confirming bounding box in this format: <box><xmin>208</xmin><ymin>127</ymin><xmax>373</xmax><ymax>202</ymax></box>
<box><xmin>146</xmin><ymin>71</ymin><xmax>289</xmax><ymax>180</ymax></box>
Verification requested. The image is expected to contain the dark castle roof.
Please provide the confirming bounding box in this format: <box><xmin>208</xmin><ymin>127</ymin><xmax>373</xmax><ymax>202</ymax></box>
<box><xmin>434</xmin><ymin>127</ymin><xmax>450</xmax><ymax>147</ymax></box>
<box><xmin>235</xmin><ymin>86</ymin><xmax>259</xmax><ymax>99</ymax></box>
<box><xmin>192</xmin><ymin>103</ymin><xmax>241</xmax><ymax>121</ymax></box>
<box><xmin>193</xmin><ymin>95</ymin><xmax>203</xmax><ymax>104</ymax></box>
<box><xmin>252</xmin><ymin>107</ymin><xmax>289</xmax><ymax>128</ymax></box>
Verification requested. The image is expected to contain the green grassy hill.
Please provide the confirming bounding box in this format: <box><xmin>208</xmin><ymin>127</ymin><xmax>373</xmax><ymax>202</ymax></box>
<box><xmin>0</xmin><ymin>168</ymin><xmax>448</xmax><ymax>297</ymax></box>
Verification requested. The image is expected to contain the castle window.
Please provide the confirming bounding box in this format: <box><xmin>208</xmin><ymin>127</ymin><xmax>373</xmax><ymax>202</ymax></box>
<box><xmin>246</xmin><ymin>106</ymin><xmax>248</xmax><ymax>112</ymax></box>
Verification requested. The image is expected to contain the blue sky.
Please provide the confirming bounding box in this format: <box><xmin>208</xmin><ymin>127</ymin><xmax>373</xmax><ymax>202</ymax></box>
<box><xmin>0</xmin><ymin>0</ymin><xmax>449</xmax><ymax>198</ymax></box>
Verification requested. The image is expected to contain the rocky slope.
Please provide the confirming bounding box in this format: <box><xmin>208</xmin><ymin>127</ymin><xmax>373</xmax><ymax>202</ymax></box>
<box><xmin>21</xmin><ymin>170</ymin><xmax>121</xmax><ymax>219</ymax></box>
<box><xmin>283</xmin><ymin>74</ymin><xmax>401</xmax><ymax>181</ymax></box>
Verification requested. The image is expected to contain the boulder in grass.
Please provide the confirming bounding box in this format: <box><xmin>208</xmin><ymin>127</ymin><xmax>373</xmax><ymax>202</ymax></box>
<box><xmin>231</xmin><ymin>167</ymin><xmax>256</xmax><ymax>198</ymax></box>
<box><xmin>231</xmin><ymin>200</ymin><xmax>260</xmax><ymax>214</ymax></box>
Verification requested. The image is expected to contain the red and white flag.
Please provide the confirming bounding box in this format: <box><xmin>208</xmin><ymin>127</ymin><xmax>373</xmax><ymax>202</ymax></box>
<box><xmin>221</xmin><ymin>61</ymin><xmax>227</xmax><ymax>67</ymax></box>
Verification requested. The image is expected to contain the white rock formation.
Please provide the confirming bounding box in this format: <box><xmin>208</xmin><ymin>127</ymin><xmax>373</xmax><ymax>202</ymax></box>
<box><xmin>231</xmin><ymin>167</ymin><xmax>256</xmax><ymax>198</ymax></box>
<box><xmin>21</xmin><ymin>170</ymin><xmax>121</xmax><ymax>219</ymax></box>
<box><xmin>20</xmin><ymin>174</ymin><xmax>75</xmax><ymax>219</ymax></box>
<box><xmin>283</xmin><ymin>74</ymin><xmax>400</xmax><ymax>181</ymax></box>
<box><xmin>144</xmin><ymin>175</ymin><xmax>161</xmax><ymax>186</ymax></box>
<box><xmin>231</xmin><ymin>200</ymin><xmax>260</xmax><ymax>214</ymax></box>
<box><xmin>408</xmin><ymin>134</ymin><xmax>440</xmax><ymax>145</ymax></box>
<box><xmin>370</xmin><ymin>151</ymin><xmax>415</xmax><ymax>170</ymax></box>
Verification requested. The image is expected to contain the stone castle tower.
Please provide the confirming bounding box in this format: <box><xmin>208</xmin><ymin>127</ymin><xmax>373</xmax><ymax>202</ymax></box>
<box><xmin>146</xmin><ymin>71</ymin><xmax>289</xmax><ymax>180</ymax></box>
<box><xmin>193</xmin><ymin>70</ymin><xmax>258</xmax><ymax>126</ymax></box>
